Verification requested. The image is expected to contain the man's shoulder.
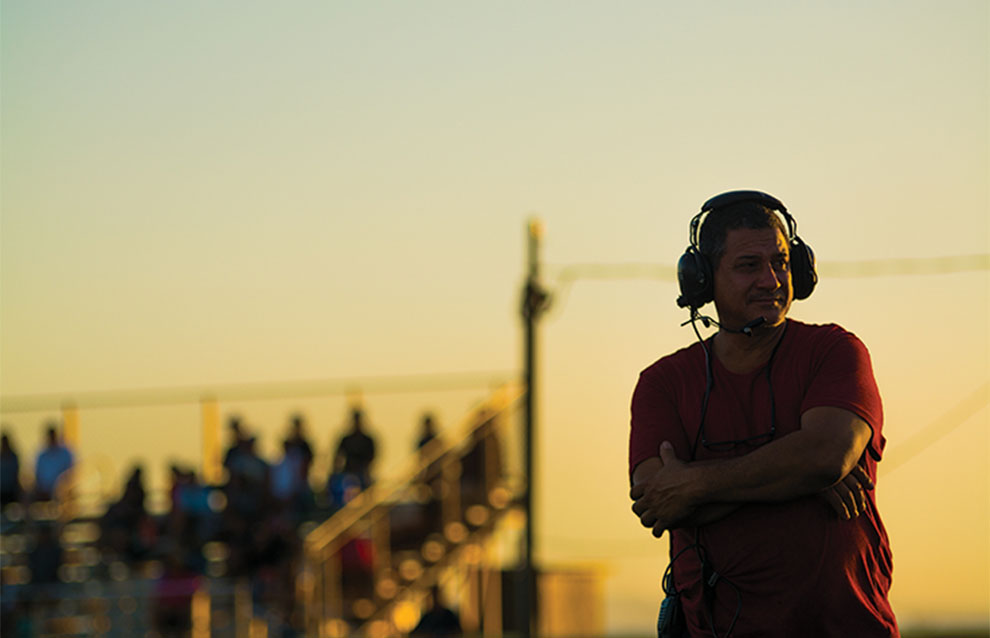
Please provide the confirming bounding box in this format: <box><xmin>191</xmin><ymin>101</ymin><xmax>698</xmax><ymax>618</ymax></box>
<box><xmin>639</xmin><ymin>340</ymin><xmax>705</xmax><ymax>380</ymax></box>
<box><xmin>787</xmin><ymin>319</ymin><xmax>867</xmax><ymax>349</ymax></box>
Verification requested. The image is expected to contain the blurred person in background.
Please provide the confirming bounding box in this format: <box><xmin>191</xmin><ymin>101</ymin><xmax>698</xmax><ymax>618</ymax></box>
<box><xmin>166</xmin><ymin>464</ymin><xmax>215</xmax><ymax>574</ymax></box>
<box><xmin>100</xmin><ymin>464</ymin><xmax>157</xmax><ymax>564</ymax></box>
<box><xmin>226</xmin><ymin>432</ymin><xmax>270</xmax><ymax>500</ymax></box>
<box><xmin>286</xmin><ymin>413</ymin><xmax>315</xmax><ymax>484</ymax></box>
<box><xmin>1</xmin><ymin>431</ymin><xmax>23</xmax><ymax>508</ymax></box>
<box><xmin>221</xmin><ymin>415</ymin><xmax>247</xmax><ymax>481</ymax></box>
<box><xmin>411</xmin><ymin>585</ymin><xmax>461</xmax><ymax>637</ymax></box>
<box><xmin>285</xmin><ymin>413</ymin><xmax>316</xmax><ymax>519</ymax></box>
<box><xmin>334</xmin><ymin>407</ymin><xmax>377</xmax><ymax>489</ymax></box>
<box><xmin>33</xmin><ymin>423</ymin><xmax>74</xmax><ymax>502</ymax></box>
<box><xmin>325</xmin><ymin>450</ymin><xmax>362</xmax><ymax>514</ymax></box>
<box><xmin>271</xmin><ymin>438</ymin><xmax>311</xmax><ymax>524</ymax></box>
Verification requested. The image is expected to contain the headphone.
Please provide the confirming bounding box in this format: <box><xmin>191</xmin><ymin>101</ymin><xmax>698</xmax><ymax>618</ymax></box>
<box><xmin>676</xmin><ymin>190</ymin><xmax>817</xmax><ymax>309</ymax></box>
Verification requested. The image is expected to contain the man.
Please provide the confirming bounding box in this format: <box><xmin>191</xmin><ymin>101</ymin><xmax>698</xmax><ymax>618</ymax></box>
<box><xmin>336</xmin><ymin>407</ymin><xmax>377</xmax><ymax>489</ymax></box>
<box><xmin>629</xmin><ymin>191</ymin><xmax>898</xmax><ymax>637</ymax></box>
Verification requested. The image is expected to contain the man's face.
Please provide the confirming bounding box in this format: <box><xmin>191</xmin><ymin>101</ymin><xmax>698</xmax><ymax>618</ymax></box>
<box><xmin>712</xmin><ymin>227</ymin><xmax>793</xmax><ymax>329</ymax></box>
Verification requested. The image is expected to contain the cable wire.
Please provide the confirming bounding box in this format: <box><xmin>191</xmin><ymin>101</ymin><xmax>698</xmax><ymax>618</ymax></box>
<box><xmin>543</xmin><ymin>254</ymin><xmax>989</xmax><ymax>321</ymax></box>
<box><xmin>882</xmin><ymin>382</ymin><xmax>989</xmax><ymax>474</ymax></box>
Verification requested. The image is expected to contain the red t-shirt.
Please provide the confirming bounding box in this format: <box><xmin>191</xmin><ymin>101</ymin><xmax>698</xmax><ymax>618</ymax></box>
<box><xmin>630</xmin><ymin>320</ymin><xmax>898</xmax><ymax>637</ymax></box>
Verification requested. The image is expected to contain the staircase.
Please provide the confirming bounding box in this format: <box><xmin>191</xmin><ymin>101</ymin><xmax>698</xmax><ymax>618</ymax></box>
<box><xmin>302</xmin><ymin>383</ymin><xmax>526</xmax><ymax>637</ymax></box>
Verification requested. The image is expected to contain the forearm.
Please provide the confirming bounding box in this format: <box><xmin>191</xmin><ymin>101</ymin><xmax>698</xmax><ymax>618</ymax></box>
<box><xmin>632</xmin><ymin>457</ymin><xmax>740</xmax><ymax>529</ymax></box>
<box><xmin>687</xmin><ymin>408</ymin><xmax>871</xmax><ymax>506</ymax></box>
<box><xmin>630</xmin><ymin>409</ymin><xmax>872</xmax><ymax>537</ymax></box>
<box><xmin>688</xmin><ymin>437</ymin><xmax>831</xmax><ymax>506</ymax></box>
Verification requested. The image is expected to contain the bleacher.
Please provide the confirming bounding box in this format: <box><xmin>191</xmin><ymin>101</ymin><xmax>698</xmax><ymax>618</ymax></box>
<box><xmin>1</xmin><ymin>383</ymin><xmax>540</xmax><ymax>637</ymax></box>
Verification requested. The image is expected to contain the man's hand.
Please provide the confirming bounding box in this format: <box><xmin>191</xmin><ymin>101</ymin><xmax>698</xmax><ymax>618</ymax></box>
<box><xmin>820</xmin><ymin>463</ymin><xmax>874</xmax><ymax>520</ymax></box>
<box><xmin>630</xmin><ymin>442</ymin><xmax>699</xmax><ymax>538</ymax></box>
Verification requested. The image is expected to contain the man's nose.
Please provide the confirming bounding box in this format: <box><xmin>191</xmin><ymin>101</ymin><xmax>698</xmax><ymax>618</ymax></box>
<box><xmin>757</xmin><ymin>262</ymin><xmax>782</xmax><ymax>289</ymax></box>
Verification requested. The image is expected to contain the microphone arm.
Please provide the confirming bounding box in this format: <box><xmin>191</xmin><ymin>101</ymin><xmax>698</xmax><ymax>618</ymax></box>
<box><xmin>681</xmin><ymin>310</ymin><xmax>766</xmax><ymax>336</ymax></box>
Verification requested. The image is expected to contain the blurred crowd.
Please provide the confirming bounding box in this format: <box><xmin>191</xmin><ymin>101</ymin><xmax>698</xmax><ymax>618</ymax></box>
<box><xmin>0</xmin><ymin>406</ymin><xmax>466</xmax><ymax>637</ymax></box>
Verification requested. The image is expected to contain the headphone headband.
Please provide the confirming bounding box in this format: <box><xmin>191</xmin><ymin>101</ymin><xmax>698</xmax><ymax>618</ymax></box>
<box><xmin>689</xmin><ymin>190</ymin><xmax>798</xmax><ymax>249</ymax></box>
<box><xmin>701</xmin><ymin>190</ymin><xmax>786</xmax><ymax>214</ymax></box>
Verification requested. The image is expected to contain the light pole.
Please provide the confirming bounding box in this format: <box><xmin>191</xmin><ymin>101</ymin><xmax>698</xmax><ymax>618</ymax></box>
<box><xmin>520</xmin><ymin>218</ymin><xmax>550</xmax><ymax>637</ymax></box>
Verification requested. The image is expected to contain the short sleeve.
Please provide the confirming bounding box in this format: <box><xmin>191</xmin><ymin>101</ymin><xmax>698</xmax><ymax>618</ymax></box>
<box><xmin>629</xmin><ymin>368</ymin><xmax>691</xmax><ymax>477</ymax></box>
<box><xmin>801</xmin><ymin>331</ymin><xmax>885</xmax><ymax>461</ymax></box>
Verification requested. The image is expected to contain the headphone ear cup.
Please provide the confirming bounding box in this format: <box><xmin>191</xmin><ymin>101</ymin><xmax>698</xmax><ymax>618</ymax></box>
<box><xmin>789</xmin><ymin>238</ymin><xmax>818</xmax><ymax>300</ymax></box>
<box><xmin>677</xmin><ymin>246</ymin><xmax>713</xmax><ymax>308</ymax></box>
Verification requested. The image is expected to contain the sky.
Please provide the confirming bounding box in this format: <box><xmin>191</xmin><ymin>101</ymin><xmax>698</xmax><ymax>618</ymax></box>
<box><xmin>1</xmin><ymin>1</ymin><xmax>988</xmax><ymax>633</ymax></box>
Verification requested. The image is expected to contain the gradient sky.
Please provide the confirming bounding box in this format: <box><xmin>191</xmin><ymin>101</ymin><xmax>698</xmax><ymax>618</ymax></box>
<box><xmin>2</xmin><ymin>1</ymin><xmax>988</xmax><ymax>632</ymax></box>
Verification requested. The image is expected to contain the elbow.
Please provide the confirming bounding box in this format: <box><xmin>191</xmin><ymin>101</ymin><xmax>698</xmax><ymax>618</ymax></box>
<box><xmin>812</xmin><ymin>444</ymin><xmax>862</xmax><ymax>488</ymax></box>
<box><xmin>792</xmin><ymin>436</ymin><xmax>861</xmax><ymax>491</ymax></box>
<box><xmin>814</xmin><ymin>463</ymin><xmax>848</xmax><ymax>490</ymax></box>
<box><xmin>799</xmin><ymin>407</ymin><xmax>873</xmax><ymax>488</ymax></box>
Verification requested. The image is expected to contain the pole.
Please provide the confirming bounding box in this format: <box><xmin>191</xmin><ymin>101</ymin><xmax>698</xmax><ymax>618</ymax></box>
<box><xmin>521</xmin><ymin>218</ymin><xmax>549</xmax><ymax>637</ymax></box>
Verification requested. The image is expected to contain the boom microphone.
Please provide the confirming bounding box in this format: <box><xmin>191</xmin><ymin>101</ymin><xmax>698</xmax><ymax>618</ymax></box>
<box><xmin>737</xmin><ymin>317</ymin><xmax>767</xmax><ymax>336</ymax></box>
<box><xmin>682</xmin><ymin>314</ymin><xmax>766</xmax><ymax>336</ymax></box>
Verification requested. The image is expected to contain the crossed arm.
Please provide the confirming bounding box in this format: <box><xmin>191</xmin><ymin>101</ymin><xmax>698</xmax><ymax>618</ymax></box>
<box><xmin>630</xmin><ymin>406</ymin><xmax>875</xmax><ymax>537</ymax></box>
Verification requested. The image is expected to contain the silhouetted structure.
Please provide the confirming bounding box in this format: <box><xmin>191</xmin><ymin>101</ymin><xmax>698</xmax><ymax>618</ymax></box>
<box><xmin>459</xmin><ymin>411</ymin><xmax>503</xmax><ymax>513</ymax></box>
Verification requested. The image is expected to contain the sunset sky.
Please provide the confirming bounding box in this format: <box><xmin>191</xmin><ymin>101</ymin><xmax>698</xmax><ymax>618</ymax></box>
<box><xmin>2</xmin><ymin>1</ymin><xmax>987</xmax><ymax>633</ymax></box>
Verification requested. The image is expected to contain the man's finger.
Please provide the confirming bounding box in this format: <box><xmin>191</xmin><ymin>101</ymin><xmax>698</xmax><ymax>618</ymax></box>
<box><xmin>850</xmin><ymin>465</ymin><xmax>875</xmax><ymax>491</ymax></box>
<box><xmin>836</xmin><ymin>480</ymin><xmax>859</xmax><ymax>518</ymax></box>
<box><xmin>640</xmin><ymin>512</ymin><xmax>658</xmax><ymax>529</ymax></box>
<box><xmin>659</xmin><ymin>441</ymin><xmax>678</xmax><ymax>464</ymax></box>
<box><xmin>652</xmin><ymin>523</ymin><xmax>666</xmax><ymax>538</ymax></box>
<box><xmin>632</xmin><ymin>500</ymin><xmax>646</xmax><ymax>517</ymax></box>
<box><xmin>843</xmin><ymin>474</ymin><xmax>867</xmax><ymax>516</ymax></box>
<box><xmin>854</xmin><ymin>485</ymin><xmax>867</xmax><ymax>516</ymax></box>
<box><xmin>630</xmin><ymin>485</ymin><xmax>644</xmax><ymax>500</ymax></box>
<box><xmin>822</xmin><ymin>487</ymin><xmax>850</xmax><ymax>520</ymax></box>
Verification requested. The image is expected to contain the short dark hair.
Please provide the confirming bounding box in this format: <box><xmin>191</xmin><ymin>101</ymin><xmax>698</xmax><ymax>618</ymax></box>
<box><xmin>698</xmin><ymin>201</ymin><xmax>787</xmax><ymax>268</ymax></box>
